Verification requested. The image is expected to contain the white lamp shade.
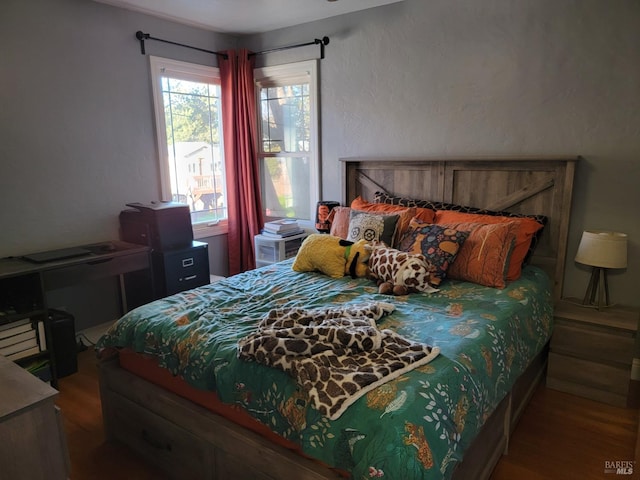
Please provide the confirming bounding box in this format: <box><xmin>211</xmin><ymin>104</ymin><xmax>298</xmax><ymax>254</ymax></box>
<box><xmin>574</xmin><ymin>230</ymin><xmax>628</xmax><ymax>269</ymax></box>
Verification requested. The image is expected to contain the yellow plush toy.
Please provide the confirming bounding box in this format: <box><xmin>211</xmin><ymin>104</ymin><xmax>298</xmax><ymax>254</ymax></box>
<box><xmin>292</xmin><ymin>234</ymin><xmax>371</xmax><ymax>279</ymax></box>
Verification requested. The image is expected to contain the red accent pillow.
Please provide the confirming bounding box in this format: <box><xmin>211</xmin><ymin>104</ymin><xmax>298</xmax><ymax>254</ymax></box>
<box><xmin>327</xmin><ymin>207</ymin><xmax>351</xmax><ymax>239</ymax></box>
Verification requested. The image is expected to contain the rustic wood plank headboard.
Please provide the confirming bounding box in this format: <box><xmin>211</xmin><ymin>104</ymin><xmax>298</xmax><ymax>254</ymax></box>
<box><xmin>340</xmin><ymin>156</ymin><xmax>578</xmax><ymax>301</ymax></box>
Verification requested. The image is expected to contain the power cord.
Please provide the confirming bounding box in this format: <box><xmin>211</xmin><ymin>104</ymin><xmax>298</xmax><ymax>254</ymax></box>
<box><xmin>76</xmin><ymin>333</ymin><xmax>95</xmax><ymax>352</ymax></box>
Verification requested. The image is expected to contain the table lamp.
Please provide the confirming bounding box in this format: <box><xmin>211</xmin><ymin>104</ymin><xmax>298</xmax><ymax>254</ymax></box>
<box><xmin>574</xmin><ymin>230</ymin><xmax>628</xmax><ymax>310</ymax></box>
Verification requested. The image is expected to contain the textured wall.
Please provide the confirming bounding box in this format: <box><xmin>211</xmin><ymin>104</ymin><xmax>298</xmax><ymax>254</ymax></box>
<box><xmin>2</xmin><ymin>0</ymin><xmax>639</xmax><ymax>309</ymax></box>
<box><xmin>0</xmin><ymin>0</ymin><xmax>236</xmax><ymax>327</ymax></box>
<box><xmin>249</xmin><ymin>0</ymin><xmax>640</xmax><ymax>306</ymax></box>
<box><xmin>0</xmin><ymin>0</ymin><xmax>235</xmax><ymax>259</ymax></box>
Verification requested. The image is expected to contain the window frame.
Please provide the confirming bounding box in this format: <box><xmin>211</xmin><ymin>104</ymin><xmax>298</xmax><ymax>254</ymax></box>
<box><xmin>149</xmin><ymin>56</ymin><xmax>227</xmax><ymax>238</ymax></box>
<box><xmin>254</xmin><ymin>60</ymin><xmax>320</xmax><ymax>227</ymax></box>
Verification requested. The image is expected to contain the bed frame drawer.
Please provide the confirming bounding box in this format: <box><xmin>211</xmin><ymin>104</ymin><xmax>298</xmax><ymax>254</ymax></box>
<box><xmin>99</xmin><ymin>358</ymin><xmax>342</xmax><ymax>480</ymax></box>
<box><xmin>105</xmin><ymin>389</ymin><xmax>214</xmax><ymax>478</ymax></box>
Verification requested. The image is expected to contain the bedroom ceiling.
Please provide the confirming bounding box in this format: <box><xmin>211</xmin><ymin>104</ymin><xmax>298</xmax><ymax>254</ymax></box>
<box><xmin>94</xmin><ymin>0</ymin><xmax>406</xmax><ymax>35</ymax></box>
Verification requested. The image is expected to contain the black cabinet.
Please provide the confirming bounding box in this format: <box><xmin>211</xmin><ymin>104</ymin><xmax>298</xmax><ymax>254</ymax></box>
<box><xmin>152</xmin><ymin>241</ymin><xmax>210</xmax><ymax>297</ymax></box>
<box><xmin>49</xmin><ymin>309</ymin><xmax>77</xmax><ymax>378</ymax></box>
<box><xmin>123</xmin><ymin>241</ymin><xmax>210</xmax><ymax>308</ymax></box>
<box><xmin>119</xmin><ymin>202</ymin><xmax>210</xmax><ymax>306</ymax></box>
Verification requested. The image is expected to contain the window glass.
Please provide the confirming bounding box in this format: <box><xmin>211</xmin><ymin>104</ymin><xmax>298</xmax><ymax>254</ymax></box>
<box><xmin>256</xmin><ymin>62</ymin><xmax>318</xmax><ymax>223</ymax></box>
<box><xmin>150</xmin><ymin>57</ymin><xmax>226</xmax><ymax>226</ymax></box>
<box><xmin>260</xmin><ymin>84</ymin><xmax>310</xmax><ymax>154</ymax></box>
<box><xmin>261</xmin><ymin>156</ymin><xmax>311</xmax><ymax>218</ymax></box>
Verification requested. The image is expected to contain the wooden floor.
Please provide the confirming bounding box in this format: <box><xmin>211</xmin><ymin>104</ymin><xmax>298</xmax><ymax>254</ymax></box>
<box><xmin>57</xmin><ymin>348</ymin><xmax>638</xmax><ymax>479</ymax></box>
<box><xmin>56</xmin><ymin>348</ymin><xmax>167</xmax><ymax>480</ymax></box>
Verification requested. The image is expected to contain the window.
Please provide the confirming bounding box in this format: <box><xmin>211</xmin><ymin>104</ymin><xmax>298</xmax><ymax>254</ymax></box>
<box><xmin>149</xmin><ymin>57</ymin><xmax>226</xmax><ymax>233</ymax></box>
<box><xmin>255</xmin><ymin>61</ymin><xmax>319</xmax><ymax>224</ymax></box>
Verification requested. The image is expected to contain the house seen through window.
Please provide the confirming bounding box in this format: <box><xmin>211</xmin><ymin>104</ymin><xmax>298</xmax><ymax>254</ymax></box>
<box><xmin>150</xmin><ymin>57</ymin><xmax>319</xmax><ymax>231</ymax></box>
<box><xmin>150</xmin><ymin>56</ymin><xmax>226</xmax><ymax>228</ymax></box>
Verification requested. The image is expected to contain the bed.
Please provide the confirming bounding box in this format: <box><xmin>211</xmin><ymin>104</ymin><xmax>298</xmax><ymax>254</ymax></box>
<box><xmin>97</xmin><ymin>156</ymin><xmax>577</xmax><ymax>480</ymax></box>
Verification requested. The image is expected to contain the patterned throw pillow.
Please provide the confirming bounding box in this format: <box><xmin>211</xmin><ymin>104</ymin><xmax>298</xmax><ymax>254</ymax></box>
<box><xmin>347</xmin><ymin>210</ymin><xmax>399</xmax><ymax>246</ymax></box>
<box><xmin>437</xmin><ymin>221</ymin><xmax>517</xmax><ymax>288</ymax></box>
<box><xmin>436</xmin><ymin>211</ymin><xmax>542</xmax><ymax>281</ymax></box>
<box><xmin>374</xmin><ymin>191</ymin><xmax>547</xmax><ymax>267</ymax></box>
<box><xmin>350</xmin><ymin>197</ymin><xmax>417</xmax><ymax>245</ymax></box>
<box><xmin>397</xmin><ymin>219</ymin><xmax>468</xmax><ymax>286</ymax></box>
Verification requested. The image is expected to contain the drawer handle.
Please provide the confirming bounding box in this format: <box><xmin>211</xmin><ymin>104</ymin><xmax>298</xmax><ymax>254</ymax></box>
<box><xmin>182</xmin><ymin>275</ymin><xmax>197</xmax><ymax>281</ymax></box>
<box><xmin>182</xmin><ymin>258</ymin><xmax>194</xmax><ymax>268</ymax></box>
<box><xmin>142</xmin><ymin>429</ymin><xmax>172</xmax><ymax>452</ymax></box>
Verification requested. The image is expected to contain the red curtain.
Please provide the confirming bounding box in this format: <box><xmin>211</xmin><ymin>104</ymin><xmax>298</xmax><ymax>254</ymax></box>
<box><xmin>220</xmin><ymin>49</ymin><xmax>264</xmax><ymax>275</ymax></box>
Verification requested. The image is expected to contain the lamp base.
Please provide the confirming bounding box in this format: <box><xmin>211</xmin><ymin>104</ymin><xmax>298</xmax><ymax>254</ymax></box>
<box><xmin>582</xmin><ymin>267</ymin><xmax>611</xmax><ymax>311</ymax></box>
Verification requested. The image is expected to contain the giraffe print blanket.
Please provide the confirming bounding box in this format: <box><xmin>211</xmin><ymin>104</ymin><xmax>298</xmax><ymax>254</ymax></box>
<box><xmin>237</xmin><ymin>302</ymin><xmax>440</xmax><ymax>420</ymax></box>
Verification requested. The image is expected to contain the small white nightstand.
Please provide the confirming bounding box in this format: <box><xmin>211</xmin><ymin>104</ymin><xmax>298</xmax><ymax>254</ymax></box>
<box><xmin>547</xmin><ymin>298</ymin><xmax>639</xmax><ymax>407</ymax></box>
<box><xmin>254</xmin><ymin>232</ymin><xmax>309</xmax><ymax>268</ymax></box>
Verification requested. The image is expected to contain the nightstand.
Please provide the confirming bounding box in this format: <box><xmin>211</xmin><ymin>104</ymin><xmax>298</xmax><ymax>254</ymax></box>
<box><xmin>547</xmin><ymin>298</ymin><xmax>639</xmax><ymax>407</ymax></box>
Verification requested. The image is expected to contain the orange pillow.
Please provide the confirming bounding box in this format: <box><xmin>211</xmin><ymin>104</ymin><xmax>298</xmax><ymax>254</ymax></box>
<box><xmin>438</xmin><ymin>222</ymin><xmax>516</xmax><ymax>288</ymax></box>
<box><xmin>353</xmin><ymin>196</ymin><xmax>435</xmax><ymax>224</ymax></box>
<box><xmin>435</xmin><ymin>210</ymin><xmax>543</xmax><ymax>281</ymax></box>
<box><xmin>413</xmin><ymin>208</ymin><xmax>436</xmax><ymax>223</ymax></box>
<box><xmin>350</xmin><ymin>197</ymin><xmax>422</xmax><ymax>245</ymax></box>
<box><xmin>327</xmin><ymin>207</ymin><xmax>351</xmax><ymax>239</ymax></box>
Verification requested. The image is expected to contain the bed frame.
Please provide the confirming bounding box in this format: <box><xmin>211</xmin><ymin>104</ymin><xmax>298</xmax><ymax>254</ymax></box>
<box><xmin>99</xmin><ymin>156</ymin><xmax>577</xmax><ymax>479</ymax></box>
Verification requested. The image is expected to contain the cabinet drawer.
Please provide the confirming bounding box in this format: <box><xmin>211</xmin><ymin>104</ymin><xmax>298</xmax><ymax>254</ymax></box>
<box><xmin>152</xmin><ymin>243</ymin><xmax>210</xmax><ymax>296</ymax></box>
<box><xmin>42</xmin><ymin>252</ymin><xmax>149</xmax><ymax>290</ymax></box>
<box><xmin>547</xmin><ymin>352</ymin><xmax>630</xmax><ymax>395</ymax></box>
<box><xmin>160</xmin><ymin>248</ymin><xmax>208</xmax><ymax>272</ymax></box>
<box><xmin>551</xmin><ymin>323</ymin><xmax>634</xmax><ymax>366</ymax></box>
<box><xmin>106</xmin><ymin>390</ymin><xmax>213</xmax><ymax>478</ymax></box>
<box><xmin>163</xmin><ymin>267</ymin><xmax>209</xmax><ymax>295</ymax></box>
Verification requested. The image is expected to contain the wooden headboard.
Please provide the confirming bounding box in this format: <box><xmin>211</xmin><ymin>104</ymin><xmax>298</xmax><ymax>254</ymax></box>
<box><xmin>341</xmin><ymin>156</ymin><xmax>578</xmax><ymax>301</ymax></box>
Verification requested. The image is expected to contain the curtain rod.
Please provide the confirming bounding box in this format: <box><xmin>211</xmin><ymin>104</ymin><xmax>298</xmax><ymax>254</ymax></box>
<box><xmin>135</xmin><ymin>31</ymin><xmax>329</xmax><ymax>61</ymax></box>
<box><xmin>135</xmin><ymin>31</ymin><xmax>228</xmax><ymax>59</ymax></box>
<box><xmin>250</xmin><ymin>37</ymin><xmax>330</xmax><ymax>59</ymax></box>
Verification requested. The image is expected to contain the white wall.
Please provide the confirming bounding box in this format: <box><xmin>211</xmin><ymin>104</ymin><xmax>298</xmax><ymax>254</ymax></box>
<box><xmin>248</xmin><ymin>0</ymin><xmax>640</xmax><ymax>307</ymax></box>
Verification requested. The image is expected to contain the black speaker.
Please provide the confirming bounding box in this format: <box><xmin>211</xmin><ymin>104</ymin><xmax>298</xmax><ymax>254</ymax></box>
<box><xmin>49</xmin><ymin>309</ymin><xmax>78</xmax><ymax>378</ymax></box>
<box><xmin>123</xmin><ymin>269</ymin><xmax>154</xmax><ymax>311</ymax></box>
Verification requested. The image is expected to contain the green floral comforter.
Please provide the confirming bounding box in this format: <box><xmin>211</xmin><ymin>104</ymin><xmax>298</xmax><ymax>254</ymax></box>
<box><xmin>97</xmin><ymin>259</ymin><xmax>553</xmax><ymax>479</ymax></box>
